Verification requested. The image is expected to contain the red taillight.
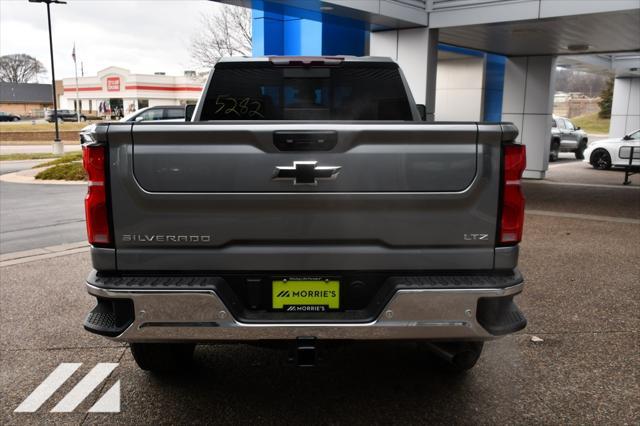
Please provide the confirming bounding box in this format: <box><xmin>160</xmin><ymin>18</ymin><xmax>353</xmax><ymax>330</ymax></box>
<box><xmin>82</xmin><ymin>145</ymin><xmax>111</xmax><ymax>245</ymax></box>
<box><xmin>499</xmin><ymin>144</ymin><xmax>526</xmax><ymax>245</ymax></box>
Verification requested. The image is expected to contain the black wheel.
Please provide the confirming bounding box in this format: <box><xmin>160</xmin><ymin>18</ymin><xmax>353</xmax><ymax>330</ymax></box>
<box><xmin>80</xmin><ymin>116</ymin><xmax>86</xmax><ymax>122</ymax></box>
<box><xmin>575</xmin><ymin>139</ymin><xmax>587</xmax><ymax>160</ymax></box>
<box><xmin>549</xmin><ymin>140</ymin><xmax>560</xmax><ymax>162</ymax></box>
<box><xmin>590</xmin><ymin>149</ymin><xmax>612</xmax><ymax>170</ymax></box>
<box><xmin>12</xmin><ymin>117</ymin><xmax>19</xmax><ymax>121</ymax></box>
<box><xmin>130</xmin><ymin>343</ymin><xmax>195</xmax><ymax>372</ymax></box>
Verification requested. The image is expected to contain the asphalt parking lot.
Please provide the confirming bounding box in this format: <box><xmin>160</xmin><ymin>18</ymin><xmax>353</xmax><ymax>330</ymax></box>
<box><xmin>1</xmin><ymin>158</ymin><xmax>638</xmax><ymax>424</ymax></box>
<box><xmin>0</xmin><ymin>180</ymin><xmax>86</xmax><ymax>253</ymax></box>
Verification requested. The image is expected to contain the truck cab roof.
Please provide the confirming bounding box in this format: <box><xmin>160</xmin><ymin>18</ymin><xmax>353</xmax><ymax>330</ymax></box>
<box><xmin>216</xmin><ymin>56</ymin><xmax>397</xmax><ymax>65</ymax></box>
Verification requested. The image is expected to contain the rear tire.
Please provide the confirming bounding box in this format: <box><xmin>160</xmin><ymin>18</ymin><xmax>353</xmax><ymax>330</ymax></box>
<box><xmin>130</xmin><ymin>343</ymin><xmax>195</xmax><ymax>372</ymax></box>
<box><xmin>549</xmin><ymin>140</ymin><xmax>560</xmax><ymax>162</ymax></box>
<box><xmin>12</xmin><ymin>117</ymin><xmax>19</xmax><ymax>121</ymax></box>
<box><xmin>590</xmin><ymin>149</ymin><xmax>612</xmax><ymax>170</ymax></box>
<box><xmin>574</xmin><ymin>139</ymin><xmax>587</xmax><ymax>160</ymax></box>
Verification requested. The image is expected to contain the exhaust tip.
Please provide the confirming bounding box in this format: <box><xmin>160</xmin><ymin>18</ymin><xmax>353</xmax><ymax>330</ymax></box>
<box><xmin>424</xmin><ymin>341</ymin><xmax>484</xmax><ymax>372</ymax></box>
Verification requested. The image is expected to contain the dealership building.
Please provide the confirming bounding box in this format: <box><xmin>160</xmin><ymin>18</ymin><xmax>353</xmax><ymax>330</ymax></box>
<box><xmin>215</xmin><ymin>0</ymin><xmax>639</xmax><ymax>179</ymax></box>
<box><xmin>60</xmin><ymin>66</ymin><xmax>204</xmax><ymax>116</ymax></box>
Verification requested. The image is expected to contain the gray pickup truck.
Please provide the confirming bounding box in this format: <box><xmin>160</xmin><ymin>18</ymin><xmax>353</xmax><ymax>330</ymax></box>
<box><xmin>82</xmin><ymin>56</ymin><xmax>527</xmax><ymax>372</ymax></box>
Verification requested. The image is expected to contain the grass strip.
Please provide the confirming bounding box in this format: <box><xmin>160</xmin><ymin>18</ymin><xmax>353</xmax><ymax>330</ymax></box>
<box><xmin>572</xmin><ymin>113</ymin><xmax>610</xmax><ymax>135</ymax></box>
<box><xmin>0</xmin><ymin>153</ymin><xmax>60</xmax><ymax>161</ymax></box>
<box><xmin>33</xmin><ymin>152</ymin><xmax>82</xmax><ymax>168</ymax></box>
<box><xmin>35</xmin><ymin>162</ymin><xmax>86</xmax><ymax>181</ymax></box>
<box><xmin>0</xmin><ymin>122</ymin><xmax>94</xmax><ymax>132</ymax></box>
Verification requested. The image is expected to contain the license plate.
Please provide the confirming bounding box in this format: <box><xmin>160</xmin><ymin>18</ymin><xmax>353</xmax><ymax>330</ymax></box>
<box><xmin>272</xmin><ymin>279</ymin><xmax>340</xmax><ymax>312</ymax></box>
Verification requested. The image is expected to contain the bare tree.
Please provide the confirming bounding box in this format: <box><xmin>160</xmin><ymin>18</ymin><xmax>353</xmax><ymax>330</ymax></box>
<box><xmin>190</xmin><ymin>4</ymin><xmax>252</xmax><ymax>69</ymax></box>
<box><xmin>555</xmin><ymin>68</ymin><xmax>608</xmax><ymax>98</ymax></box>
<box><xmin>0</xmin><ymin>54</ymin><xmax>47</xmax><ymax>83</ymax></box>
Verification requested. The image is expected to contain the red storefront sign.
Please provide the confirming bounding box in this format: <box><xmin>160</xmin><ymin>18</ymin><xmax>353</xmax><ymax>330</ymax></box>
<box><xmin>106</xmin><ymin>77</ymin><xmax>120</xmax><ymax>92</ymax></box>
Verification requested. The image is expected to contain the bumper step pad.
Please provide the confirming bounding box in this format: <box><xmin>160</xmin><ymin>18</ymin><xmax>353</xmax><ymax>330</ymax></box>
<box><xmin>390</xmin><ymin>271</ymin><xmax>522</xmax><ymax>289</ymax></box>
<box><xmin>84</xmin><ymin>297</ymin><xmax>134</xmax><ymax>337</ymax></box>
<box><xmin>88</xmin><ymin>270</ymin><xmax>522</xmax><ymax>291</ymax></box>
<box><xmin>476</xmin><ymin>296</ymin><xmax>527</xmax><ymax>336</ymax></box>
<box><xmin>90</xmin><ymin>273</ymin><xmax>222</xmax><ymax>289</ymax></box>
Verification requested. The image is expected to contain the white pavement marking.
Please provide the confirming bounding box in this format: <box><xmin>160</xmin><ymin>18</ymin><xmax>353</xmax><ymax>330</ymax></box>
<box><xmin>524</xmin><ymin>179</ymin><xmax>640</xmax><ymax>190</ymax></box>
<box><xmin>51</xmin><ymin>363</ymin><xmax>118</xmax><ymax>413</ymax></box>
<box><xmin>14</xmin><ymin>363</ymin><xmax>81</xmax><ymax>413</ymax></box>
<box><xmin>88</xmin><ymin>380</ymin><xmax>121</xmax><ymax>413</ymax></box>
<box><xmin>526</xmin><ymin>210</ymin><xmax>640</xmax><ymax>224</ymax></box>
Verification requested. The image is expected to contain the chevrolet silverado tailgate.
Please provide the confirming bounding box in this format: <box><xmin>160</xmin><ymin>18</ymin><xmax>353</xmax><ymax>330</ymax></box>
<box><xmin>107</xmin><ymin>122</ymin><xmax>504</xmax><ymax>271</ymax></box>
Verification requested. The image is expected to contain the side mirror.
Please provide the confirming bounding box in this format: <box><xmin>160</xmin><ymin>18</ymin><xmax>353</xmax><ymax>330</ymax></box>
<box><xmin>134</xmin><ymin>116</ymin><xmax>145</xmax><ymax>122</ymax></box>
<box><xmin>185</xmin><ymin>104</ymin><xmax>196</xmax><ymax>122</ymax></box>
<box><xmin>623</xmin><ymin>134</ymin><xmax>631</xmax><ymax>140</ymax></box>
<box><xmin>575</xmin><ymin>126</ymin><xmax>581</xmax><ymax>130</ymax></box>
<box><xmin>416</xmin><ymin>104</ymin><xmax>427</xmax><ymax>121</ymax></box>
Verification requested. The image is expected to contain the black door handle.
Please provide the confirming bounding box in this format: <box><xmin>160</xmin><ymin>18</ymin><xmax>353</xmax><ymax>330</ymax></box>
<box><xmin>273</xmin><ymin>131</ymin><xmax>337</xmax><ymax>151</ymax></box>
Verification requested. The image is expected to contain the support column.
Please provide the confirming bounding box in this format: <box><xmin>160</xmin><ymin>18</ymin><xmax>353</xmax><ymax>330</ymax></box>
<box><xmin>252</xmin><ymin>1</ymin><xmax>365</xmax><ymax>57</ymax></box>
<box><xmin>502</xmin><ymin>56</ymin><xmax>557</xmax><ymax>179</ymax></box>
<box><xmin>483</xmin><ymin>54</ymin><xmax>506</xmax><ymax>122</ymax></box>
<box><xmin>609</xmin><ymin>77</ymin><xmax>640</xmax><ymax>137</ymax></box>
<box><xmin>370</xmin><ymin>28</ymin><xmax>439</xmax><ymax>121</ymax></box>
<box><xmin>251</xmin><ymin>3</ymin><xmax>284</xmax><ymax>56</ymax></box>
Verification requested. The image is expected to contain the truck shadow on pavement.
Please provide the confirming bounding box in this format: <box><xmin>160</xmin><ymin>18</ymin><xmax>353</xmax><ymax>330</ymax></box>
<box><xmin>127</xmin><ymin>341</ymin><xmax>488</xmax><ymax>423</ymax></box>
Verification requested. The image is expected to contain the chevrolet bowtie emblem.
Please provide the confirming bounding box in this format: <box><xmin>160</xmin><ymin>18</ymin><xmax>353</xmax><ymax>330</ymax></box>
<box><xmin>273</xmin><ymin>161</ymin><xmax>341</xmax><ymax>185</ymax></box>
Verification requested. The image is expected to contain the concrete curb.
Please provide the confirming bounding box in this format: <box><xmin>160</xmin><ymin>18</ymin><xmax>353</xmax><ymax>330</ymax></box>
<box><xmin>524</xmin><ymin>179</ymin><xmax>639</xmax><ymax>190</ymax></box>
<box><xmin>0</xmin><ymin>166</ymin><xmax>87</xmax><ymax>185</ymax></box>
<box><xmin>526</xmin><ymin>209</ymin><xmax>640</xmax><ymax>224</ymax></box>
<box><xmin>0</xmin><ymin>241</ymin><xmax>89</xmax><ymax>267</ymax></box>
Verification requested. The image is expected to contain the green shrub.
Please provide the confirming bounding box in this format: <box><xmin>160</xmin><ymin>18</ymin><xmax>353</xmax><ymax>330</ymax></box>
<box><xmin>598</xmin><ymin>77</ymin><xmax>614</xmax><ymax>119</ymax></box>
<box><xmin>35</xmin><ymin>162</ymin><xmax>86</xmax><ymax>181</ymax></box>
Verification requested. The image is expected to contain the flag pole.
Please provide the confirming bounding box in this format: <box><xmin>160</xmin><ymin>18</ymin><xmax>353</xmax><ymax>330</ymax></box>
<box><xmin>73</xmin><ymin>42</ymin><xmax>80</xmax><ymax>122</ymax></box>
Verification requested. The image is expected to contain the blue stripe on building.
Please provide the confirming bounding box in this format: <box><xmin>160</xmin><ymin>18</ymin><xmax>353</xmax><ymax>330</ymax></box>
<box><xmin>483</xmin><ymin>53</ymin><xmax>506</xmax><ymax>122</ymax></box>
<box><xmin>252</xmin><ymin>0</ymin><xmax>366</xmax><ymax>57</ymax></box>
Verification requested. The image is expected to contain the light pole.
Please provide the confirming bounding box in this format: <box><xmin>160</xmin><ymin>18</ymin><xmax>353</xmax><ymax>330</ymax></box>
<box><xmin>29</xmin><ymin>0</ymin><xmax>67</xmax><ymax>155</ymax></box>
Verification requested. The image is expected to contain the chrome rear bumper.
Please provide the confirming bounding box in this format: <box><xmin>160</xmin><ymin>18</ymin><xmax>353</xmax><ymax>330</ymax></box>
<box><xmin>86</xmin><ymin>282</ymin><xmax>524</xmax><ymax>342</ymax></box>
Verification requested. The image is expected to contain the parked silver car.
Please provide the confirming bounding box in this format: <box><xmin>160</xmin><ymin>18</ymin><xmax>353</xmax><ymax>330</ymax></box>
<box><xmin>120</xmin><ymin>105</ymin><xmax>185</xmax><ymax>122</ymax></box>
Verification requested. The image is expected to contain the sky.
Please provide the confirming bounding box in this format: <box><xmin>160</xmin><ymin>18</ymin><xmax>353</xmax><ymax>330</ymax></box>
<box><xmin>0</xmin><ymin>0</ymin><xmax>222</xmax><ymax>81</ymax></box>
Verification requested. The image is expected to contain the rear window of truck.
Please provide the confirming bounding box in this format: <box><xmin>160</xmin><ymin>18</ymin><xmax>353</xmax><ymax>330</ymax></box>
<box><xmin>200</xmin><ymin>63</ymin><xmax>413</xmax><ymax>121</ymax></box>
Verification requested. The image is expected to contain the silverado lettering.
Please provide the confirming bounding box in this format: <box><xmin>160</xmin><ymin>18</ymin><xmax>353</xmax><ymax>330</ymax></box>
<box><xmin>122</xmin><ymin>234</ymin><xmax>212</xmax><ymax>243</ymax></box>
